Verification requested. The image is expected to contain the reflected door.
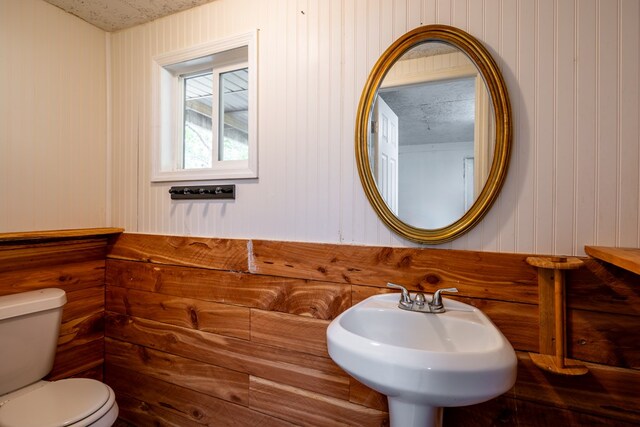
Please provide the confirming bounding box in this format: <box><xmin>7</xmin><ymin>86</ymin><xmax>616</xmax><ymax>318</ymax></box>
<box><xmin>374</xmin><ymin>98</ymin><xmax>399</xmax><ymax>214</ymax></box>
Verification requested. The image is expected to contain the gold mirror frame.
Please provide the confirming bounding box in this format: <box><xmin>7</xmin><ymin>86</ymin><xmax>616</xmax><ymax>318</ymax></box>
<box><xmin>355</xmin><ymin>24</ymin><xmax>512</xmax><ymax>244</ymax></box>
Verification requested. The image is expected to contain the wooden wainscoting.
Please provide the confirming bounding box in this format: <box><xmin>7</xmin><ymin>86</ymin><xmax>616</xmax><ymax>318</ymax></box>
<box><xmin>105</xmin><ymin>233</ymin><xmax>640</xmax><ymax>426</ymax></box>
<box><xmin>0</xmin><ymin>228</ymin><xmax>123</xmax><ymax>381</ymax></box>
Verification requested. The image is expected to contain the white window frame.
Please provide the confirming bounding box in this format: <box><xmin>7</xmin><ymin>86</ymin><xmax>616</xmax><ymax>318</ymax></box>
<box><xmin>151</xmin><ymin>30</ymin><xmax>258</xmax><ymax>182</ymax></box>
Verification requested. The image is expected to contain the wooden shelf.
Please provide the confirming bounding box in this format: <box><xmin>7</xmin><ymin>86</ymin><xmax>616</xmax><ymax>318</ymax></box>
<box><xmin>584</xmin><ymin>246</ymin><xmax>640</xmax><ymax>276</ymax></box>
<box><xmin>526</xmin><ymin>256</ymin><xmax>588</xmax><ymax>376</ymax></box>
<box><xmin>0</xmin><ymin>227</ymin><xmax>124</xmax><ymax>244</ymax></box>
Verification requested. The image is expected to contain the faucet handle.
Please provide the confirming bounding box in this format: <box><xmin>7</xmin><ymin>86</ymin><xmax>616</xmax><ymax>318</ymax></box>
<box><xmin>386</xmin><ymin>282</ymin><xmax>413</xmax><ymax>308</ymax></box>
<box><xmin>430</xmin><ymin>287</ymin><xmax>458</xmax><ymax>311</ymax></box>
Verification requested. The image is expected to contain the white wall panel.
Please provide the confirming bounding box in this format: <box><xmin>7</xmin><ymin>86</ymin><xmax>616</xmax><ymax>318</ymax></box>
<box><xmin>108</xmin><ymin>0</ymin><xmax>640</xmax><ymax>256</ymax></box>
<box><xmin>574</xmin><ymin>0</ymin><xmax>598</xmax><ymax>254</ymax></box>
<box><xmin>596</xmin><ymin>0</ymin><xmax>620</xmax><ymax>247</ymax></box>
<box><xmin>554</xmin><ymin>0</ymin><xmax>576</xmax><ymax>256</ymax></box>
<box><xmin>618</xmin><ymin>0</ymin><xmax>640</xmax><ymax>247</ymax></box>
<box><xmin>0</xmin><ymin>0</ymin><xmax>107</xmax><ymax>232</ymax></box>
<box><xmin>495</xmin><ymin>0</ymin><xmax>518</xmax><ymax>254</ymax></box>
<box><xmin>535</xmin><ymin>0</ymin><xmax>555</xmax><ymax>255</ymax></box>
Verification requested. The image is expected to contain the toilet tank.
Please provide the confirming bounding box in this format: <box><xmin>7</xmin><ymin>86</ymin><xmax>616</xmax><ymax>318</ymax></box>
<box><xmin>0</xmin><ymin>288</ymin><xmax>67</xmax><ymax>396</ymax></box>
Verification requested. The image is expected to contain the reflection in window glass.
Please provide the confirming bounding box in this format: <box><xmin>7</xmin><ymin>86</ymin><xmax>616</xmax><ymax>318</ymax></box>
<box><xmin>183</xmin><ymin>72</ymin><xmax>213</xmax><ymax>169</ymax></box>
<box><xmin>219</xmin><ymin>68</ymin><xmax>249</xmax><ymax>161</ymax></box>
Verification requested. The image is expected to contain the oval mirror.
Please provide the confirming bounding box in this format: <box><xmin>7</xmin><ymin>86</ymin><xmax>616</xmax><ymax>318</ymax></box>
<box><xmin>355</xmin><ymin>25</ymin><xmax>512</xmax><ymax>244</ymax></box>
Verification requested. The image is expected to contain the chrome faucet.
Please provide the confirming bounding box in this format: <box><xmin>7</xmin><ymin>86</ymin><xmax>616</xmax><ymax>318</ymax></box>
<box><xmin>386</xmin><ymin>283</ymin><xmax>458</xmax><ymax>313</ymax></box>
<box><xmin>386</xmin><ymin>282</ymin><xmax>413</xmax><ymax>309</ymax></box>
<box><xmin>429</xmin><ymin>287</ymin><xmax>459</xmax><ymax>313</ymax></box>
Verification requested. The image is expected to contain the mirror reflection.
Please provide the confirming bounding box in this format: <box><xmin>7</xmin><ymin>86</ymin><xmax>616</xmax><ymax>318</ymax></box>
<box><xmin>368</xmin><ymin>42</ymin><xmax>495</xmax><ymax>229</ymax></box>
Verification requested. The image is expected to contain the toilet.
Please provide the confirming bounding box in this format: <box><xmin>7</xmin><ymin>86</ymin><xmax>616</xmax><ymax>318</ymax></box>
<box><xmin>0</xmin><ymin>288</ymin><xmax>118</xmax><ymax>427</ymax></box>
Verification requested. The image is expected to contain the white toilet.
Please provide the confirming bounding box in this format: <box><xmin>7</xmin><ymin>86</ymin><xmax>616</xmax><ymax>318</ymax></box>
<box><xmin>0</xmin><ymin>288</ymin><xmax>118</xmax><ymax>427</ymax></box>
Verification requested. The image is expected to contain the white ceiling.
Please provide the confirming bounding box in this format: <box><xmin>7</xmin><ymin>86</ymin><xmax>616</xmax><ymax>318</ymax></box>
<box><xmin>43</xmin><ymin>0</ymin><xmax>217</xmax><ymax>32</ymax></box>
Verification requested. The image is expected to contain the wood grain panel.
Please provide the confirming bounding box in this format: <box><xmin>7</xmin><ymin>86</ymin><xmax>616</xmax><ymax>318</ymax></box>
<box><xmin>585</xmin><ymin>246</ymin><xmax>640</xmax><ymax>276</ymax></box>
<box><xmin>107</xmin><ymin>259</ymin><xmax>350</xmax><ymax>320</ymax></box>
<box><xmin>107</xmin><ymin>365</ymin><xmax>295</xmax><ymax>427</ymax></box>
<box><xmin>99</xmin><ymin>234</ymin><xmax>640</xmax><ymax>425</ymax></box>
<box><xmin>251</xmin><ymin>240</ymin><xmax>538</xmax><ymax>303</ymax></box>
<box><xmin>116</xmin><ymin>394</ymin><xmax>204</xmax><ymax>427</ymax></box>
<box><xmin>444</xmin><ymin>395</ymin><xmax>517</xmax><ymax>427</ymax></box>
<box><xmin>444</xmin><ymin>395</ymin><xmax>639</xmax><ymax>427</ymax></box>
<box><xmin>537</xmin><ymin>268</ymin><xmax>556</xmax><ymax>354</ymax></box>
<box><xmin>62</xmin><ymin>286</ymin><xmax>104</xmax><ymax>322</ymax></box>
<box><xmin>58</xmin><ymin>312</ymin><xmax>104</xmax><ymax>347</ymax></box>
<box><xmin>351</xmin><ymin>285</ymin><xmax>394</xmax><ymax>306</ymax></box>
<box><xmin>569</xmin><ymin>258</ymin><xmax>640</xmax><ymax>316</ymax></box>
<box><xmin>514</xmin><ymin>352</ymin><xmax>640</xmax><ymax>423</ymax></box>
<box><xmin>106</xmin><ymin>339</ymin><xmax>249</xmax><ymax>405</ymax></box>
<box><xmin>446</xmin><ymin>348</ymin><xmax>640</xmax><ymax>426</ymax></box>
<box><xmin>249</xmin><ymin>376</ymin><xmax>388</xmax><ymax>427</ymax></box>
<box><xmin>107</xmin><ymin>286</ymin><xmax>250</xmax><ymax>340</ymax></box>
<box><xmin>107</xmin><ymin>233</ymin><xmax>249</xmax><ymax>272</ymax></box>
<box><xmin>568</xmin><ymin>309</ymin><xmax>640</xmax><ymax>368</ymax></box>
<box><xmin>252</xmin><ymin>241</ymin><xmax>632</xmax><ymax>318</ymax></box>
<box><xmin>251</xmin><ymin>309</ymin><xmax>330</xmax><ymax>358</ymax></box>
<box><xmin>0</xmin><ymin>239</ymin><xmax>109</xmax><ymax>271</ymax></box>
<box><xmin>0</xmin><ymin>228</ymin><xmax>122</xmax><ymax>243</ymax></box>
<box><xmin>444</xmin><ymin>296</ymin><xmax>539</xmax><ymax>353</ymax></box>
<box><xmin>48</xmin><ymin>338</ymin><xmax>103</xmax><ymax>380</ymax></box>
<box><xmin>69</xmin><ymin>365</ymin><xmax>104</xmax><ymax>382</ymax></box>
<box><xmin>116</xmin><ymin>394</ymin><xmax>202</xmax><ymax>427</ymax></box>
<box><xmin>0</xmin><ymin>260</ymin><xmax>106</xmax><ymax>296</ymax></box>
<box><xmin>349</xmin><ymin>378</ymin><xmax>388</xmax><ymax>412</ymax></box>
<box><xmin>105</xmin><ymin>313</ymin><xmax>350</xmax><ymax>400</ymax></box>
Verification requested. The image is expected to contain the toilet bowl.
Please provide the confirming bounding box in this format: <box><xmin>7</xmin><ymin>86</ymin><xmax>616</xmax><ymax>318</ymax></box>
<box><xmin>0</xmin><ymin>289</ymin><xmax>118</xmax><ymax>427</ymax></box>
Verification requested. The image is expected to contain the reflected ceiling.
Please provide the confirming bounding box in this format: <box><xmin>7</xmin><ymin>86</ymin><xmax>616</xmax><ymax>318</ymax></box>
<box><xmin>379</xmin><ymin>77</ymin><xmax>475</xmax><ymax>146</ymax></box>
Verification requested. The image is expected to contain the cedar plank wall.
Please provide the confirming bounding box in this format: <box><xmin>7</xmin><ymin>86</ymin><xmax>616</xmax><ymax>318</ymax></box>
<box><xmin>0</xmin><ymin>230</ymin><xmax>121</xmax><ymax>382</ymax></box>
<box><xmin>104</xmin><ymin>233</ymin><xmax>640</xmax><ymax>427</ymax></box>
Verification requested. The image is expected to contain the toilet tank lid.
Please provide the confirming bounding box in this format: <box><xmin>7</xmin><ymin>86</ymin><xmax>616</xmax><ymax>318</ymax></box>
<box><xmin>0</xmin><ymin>288</ymin><xmax>66</xmax><ymax>320</ymax></box>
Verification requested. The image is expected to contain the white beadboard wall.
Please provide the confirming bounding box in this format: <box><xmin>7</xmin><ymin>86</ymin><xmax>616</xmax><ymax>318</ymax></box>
<box><xmin>0</xmin><ymin>0</ymin><xmax>107</xmax><ymax>232</ymax></box>
<box><xmin>108</xmin><ymin>0</ymin><xmax>640</xmax><ymax>256</ymax></box>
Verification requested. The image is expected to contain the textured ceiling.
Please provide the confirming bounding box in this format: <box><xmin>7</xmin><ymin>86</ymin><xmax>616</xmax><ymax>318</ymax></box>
<box><xmin>43</xmin><ymin>0</ymin><xmax>216</xmax><ymax>32</ymax></box>
<box><xmin>379</xmin><ymin>77</ymin><xmax>476</xmax><ymax>146</ymax></box>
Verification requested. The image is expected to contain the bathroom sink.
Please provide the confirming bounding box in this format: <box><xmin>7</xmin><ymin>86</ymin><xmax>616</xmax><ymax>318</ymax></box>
<box><xmin>326</xmin><ymin>292</ymin><xmax>517</xmax><ymax>427</ymax></box>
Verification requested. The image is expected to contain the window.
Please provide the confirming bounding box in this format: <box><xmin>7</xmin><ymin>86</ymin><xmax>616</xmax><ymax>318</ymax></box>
<box><xmin>151</xmin><ymin>31</ymin><xmax>257</xmax><ymax>181</ymax></box>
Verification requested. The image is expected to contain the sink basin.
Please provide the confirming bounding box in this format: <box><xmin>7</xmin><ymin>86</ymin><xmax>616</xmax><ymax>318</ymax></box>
<box><xmin>327</xmin><ymin>293</ymin><xmax>517</xmax><ymax>427</ymax></box>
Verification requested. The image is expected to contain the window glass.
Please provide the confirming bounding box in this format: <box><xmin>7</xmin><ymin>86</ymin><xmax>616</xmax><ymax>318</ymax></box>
<box><xmin>183</xmin><ymin>72</ymin><xmax>213</xmax><ymax>169</ymax></box>
<box><xmin>219</xmin><ymin>68</ymin><xmax>249</xmax><ymax>161</ymax></box>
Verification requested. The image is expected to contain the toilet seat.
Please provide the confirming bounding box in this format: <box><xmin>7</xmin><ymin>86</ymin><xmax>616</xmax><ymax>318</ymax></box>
<box><xmin>0</xmin><ymin>378</ymin><xmax>116</xmax><ymax>427</ymax></box>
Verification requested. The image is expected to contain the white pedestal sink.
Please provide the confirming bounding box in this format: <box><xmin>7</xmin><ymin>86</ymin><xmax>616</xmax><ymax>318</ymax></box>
<box><xmin>326</xmin><ymin>293</ymin><xmax>517</xmax><ymax>427</ymax></box>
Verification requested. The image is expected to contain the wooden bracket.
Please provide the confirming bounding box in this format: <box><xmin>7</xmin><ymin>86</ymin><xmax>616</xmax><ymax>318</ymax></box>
<box><xmin>526</xmin><ymin>256</ymin><xmax>589</xmax><ymax>376</ymax></box>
